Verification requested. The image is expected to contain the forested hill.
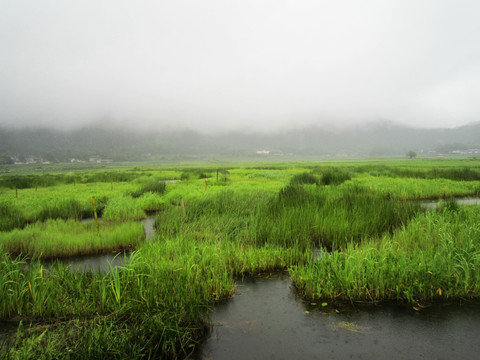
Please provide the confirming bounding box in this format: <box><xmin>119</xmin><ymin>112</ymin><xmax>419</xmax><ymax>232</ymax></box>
<box><xmin>0</xmin><ymin>122</ymin><xmax>479</xmax><ymax>163</ymax></box>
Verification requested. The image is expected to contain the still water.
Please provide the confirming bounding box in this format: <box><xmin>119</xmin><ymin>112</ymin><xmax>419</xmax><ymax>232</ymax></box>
<box><xmin>45</xmin><ymin>215</ymin><xmax>156</xmax><ymax>272</ymax></box>
<box><xmin>421</xmin><ymin>197</ymin><xmax>480</xmax><ymax>209</ymax></box>
<box><xmin>194</xmin><ymin>273</ymin><xmax>480</xmax><ymax>360</ymax></box>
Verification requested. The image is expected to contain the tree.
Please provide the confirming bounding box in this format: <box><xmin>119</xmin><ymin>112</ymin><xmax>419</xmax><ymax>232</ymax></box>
<box><xmin>0</xmin><ymin>153</ymin><xmax>13</xmax><ymax>164</ymax></box>
<box><xmin>407</xmin><ymin>150</ymin><xmax>417</xmax><ymax>159</ymax></box>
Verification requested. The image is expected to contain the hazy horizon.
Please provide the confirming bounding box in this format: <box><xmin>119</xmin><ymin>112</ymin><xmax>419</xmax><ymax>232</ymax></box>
<box><xmin>1</xmin><ymin>1</ymin><xmax>479</xmax><ymax>133</ymax></box>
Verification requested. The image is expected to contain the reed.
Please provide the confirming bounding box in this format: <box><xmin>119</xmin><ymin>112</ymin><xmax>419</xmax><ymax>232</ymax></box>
<box><xmin>289</xmin><ymin>172</ymin><xmax>319</xmax><ymax>185</ymax></box>
<box><xmin>319</xmin><ymin>169</ymin><xmax>352</xmax><ymax>185</ymax></box>
<box><xmin>130</xmin><ymin>179</ymin><xmax>166</xmax><ymax>198</ymax></box>
<box><xmin>102</xmin><ymin>196</ymin><xmax>146</xmax><ymax>221</ymax></box>
<box><xmin>0</xmin><ymin>201</ymin><xmax>26</xmax><ymax>231</ymax></box>
<box><xmin>290</xmin><ymin>206</ymin><xmax>480</xmax><ymax>304</ymax></box>
<box><xmin>0</xmin><ymin>219</ymin><xmax>144</xmax><ymax>259</ymax></box>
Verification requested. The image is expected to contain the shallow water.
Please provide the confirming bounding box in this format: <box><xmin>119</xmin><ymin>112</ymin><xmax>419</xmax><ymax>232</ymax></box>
<box><xmin>143</xmin><ymin>215</ymin><xmax>156</xmax><ymax>239</ymax></box>
<box><xmin>194</xmin><ymin>273</ymin><xmax>480</xmax><ymax>360</ymax></box>
<box><xmin>50</xmin><ymin>252</ymin><xmax>128</xmax><ymax>272</ymax></box>
<box><xmin>421</xmin><ymin>197</ymin><xmax>480</xmax><ymax>209</ymax></box>
<box><xmin>45</xmin><ymin>214</ymin><xmax>156</xmax><ymax>272</ymax></box>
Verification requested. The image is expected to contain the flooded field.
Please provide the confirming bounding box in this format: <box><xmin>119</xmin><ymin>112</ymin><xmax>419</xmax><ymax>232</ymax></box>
<box><xmin>194</xmin><ymin>273</ymin><xmax>480</xmax><ymax>360</ymax></box>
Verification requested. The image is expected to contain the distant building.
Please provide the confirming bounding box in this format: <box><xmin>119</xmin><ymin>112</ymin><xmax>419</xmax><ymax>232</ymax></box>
<box><xmin>451</xmin><ymin>149</ymin><xmax>479</xmax><ymax>154</ymax></box>
<box><xmin>256</xmin><ymin>150</ymin><xmax>270</xmax><ymax>155</ymax></box>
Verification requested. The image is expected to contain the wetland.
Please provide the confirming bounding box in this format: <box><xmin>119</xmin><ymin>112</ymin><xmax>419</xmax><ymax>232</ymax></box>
<box><xmin>1</xmin><ymin>159</ymin><xmax>480</xmax><ymax>359</ymax></box>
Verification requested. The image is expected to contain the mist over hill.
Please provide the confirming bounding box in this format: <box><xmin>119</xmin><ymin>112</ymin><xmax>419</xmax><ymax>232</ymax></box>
<box><xmin>1</xmin><ymin>122</ymin><xmax>479</xmax><ymax>163</ymax></box>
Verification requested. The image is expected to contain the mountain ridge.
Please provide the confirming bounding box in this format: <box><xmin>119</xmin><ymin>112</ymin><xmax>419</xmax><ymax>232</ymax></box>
<box><xmin>1</xmin><ymin>121</ymin><xmax>479</xmax><ymax>163</ymax></box>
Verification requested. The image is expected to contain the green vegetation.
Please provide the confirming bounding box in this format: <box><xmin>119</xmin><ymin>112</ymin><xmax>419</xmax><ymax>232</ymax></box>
<box><xmin>291</xmin><ymin>206</ymin><xmax>480</xmax><ymax>303</ymax></box>
<box><xmin>0</xmin><ymin>202</ymin><xmax>25</xmax><ymax>232</ymax></box>
<box><xmin>290</xmin><ymin>172</ymin><xmax>319</xmax><ymax>185</ymax></box>
<box><xmin>130</xmin><ymin>179</ymin><xmax>166</xmax><ymax>198</ymax></box>
<box><xmin>0</xmin><ymin>219</ymin><xmax>144</xmax><ymax>258</ymax></box>
<box><xmin>1</xmin><ymin>158</ymin><xmax>480</xmax><ymax>358</ymax></box>
<box><xmin>318</xmin><ymin>168</ymin><xmax>352</xmax><ymax>185</ymax></box>
<box><xmin>102</xmin><ymin>196</ymin><xmax>146</xmax><ymax>221</ymax></box>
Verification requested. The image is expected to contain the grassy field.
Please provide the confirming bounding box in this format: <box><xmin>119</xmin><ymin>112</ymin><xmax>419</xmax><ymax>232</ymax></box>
<box><xmin>1</xmin><ymin>158</ymin><xmax>480</xmax><ymax>358</ymax></box>
<box><xmin>0</xmin><ymin>219</ymin><xmax>144</xmax><ymax>259</ymax></box>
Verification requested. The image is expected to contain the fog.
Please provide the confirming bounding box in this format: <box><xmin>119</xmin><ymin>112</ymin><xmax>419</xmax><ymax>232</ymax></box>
<box><xmin>1</xmin><ymin>0</ymin><xmax>479</xmax><ymax>132</ymax></box>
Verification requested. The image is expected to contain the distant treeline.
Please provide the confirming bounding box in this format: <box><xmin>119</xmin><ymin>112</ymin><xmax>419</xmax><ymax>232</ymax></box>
<box><xmin>1</xmin><ymin>122</ymin><xmax>480</xmax><ymax>163</ymax></box>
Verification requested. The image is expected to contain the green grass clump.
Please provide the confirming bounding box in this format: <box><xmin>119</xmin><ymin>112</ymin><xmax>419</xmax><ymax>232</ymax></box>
<box><xmin>291</xmin><ymin>206</ymin><xmax>480</xmax><ymax>304</ymax></box>
<box><xmin>0</xmin><ymin>202</ymin><xmax>26</xmax><ymax>231</ymax></box>
<box><xmin>351</xmin><ymin>175</ymin><xmax>480</xmax><ymax>199</ymax></box>
<box><xmin>437</xmin><ymin>197</ymin><xmax>461</xmax><ymax>213</ymax></box>
<box><xmin>260</xmin><ymin>184</ymin><xmax>421</xmax><ymax>249</ymax></box>
<box><xmin>289</xmin><ymin>172</ymin><xmax>319</xmax><ymax>185</ymax></box>
<box><xmin>157</xmin><ymin>183</ymin><xmax>421</xmax><ymax>253</ymax></box>
<box><xmin>0</xmin><ymin>219</ymin><xmax>144</xmax><ymax>259</ymax></box>
<box><xmin>4</xmin><ymin>314</ymin><xmax>206</xmax><ymax>360</ymax></box>
<box><xmin>180</xmin><ymin>172</ymin><xmax>190</xmax><ymax>181</ymax></box>
<box><xmin>102</xmin><ymin>196</ymin><xmax>146</xmax><ymax>221</ymax></box>
<box><xmin>130</xmin><ymin>180</ymin><xmax>166</xmax><ymax>198</ymax></box>
<box><xmin>37</xmin><ymin>198</ymin><xmax>93</xmax><ymax>221</ymax></box>
<box><xmin>135</xmin><ymin>192</ymin><xmax>167</xmax><ymax>212</ymax></box>
<box><xmin>83</xmin><ymin>171</ymin><xmax>141</xmax><ymax>184</ymax></box>
<box><xmin>320</xmin><ymin>169</ymin><xmax>352</xmax><ymax>185</ymax></box>
<box><xmin>0</xmin><ymin>174</ymin><xmax>63</xmax><ymax>189</ymax></box>
<box><xmin>391</xmin><ymin>167</ymin><xmax>480</xmax><ymax>181</ymax></box>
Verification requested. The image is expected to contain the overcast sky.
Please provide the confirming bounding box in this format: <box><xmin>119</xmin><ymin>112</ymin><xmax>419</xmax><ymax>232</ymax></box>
<box><xmin>1</xmin><ymin>0</ymin><xmax>479</xmax><ymax>132</ymax></box>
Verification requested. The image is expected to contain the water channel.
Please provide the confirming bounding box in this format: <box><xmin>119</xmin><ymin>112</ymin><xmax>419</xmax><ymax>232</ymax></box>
<box><xmin>420</xmin><ymin>197</ymin><xmax>480</xmax><ymax>209</ymax></box>
<box><xmin>193</xmin><ymin>273</ymin><xmax>480</xmax><ymax>360</ymax></box>
<box><xmin>194</xmin><ymin>198</ymin><xmax>480</xmax><ymax>359</ymax></box>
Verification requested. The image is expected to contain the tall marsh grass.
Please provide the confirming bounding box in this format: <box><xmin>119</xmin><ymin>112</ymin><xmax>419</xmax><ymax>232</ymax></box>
<box><xmin>0</xmin><ymin>219</ymin><xmax>144</xmax><ymax>259</ymax></box>
<box><xmin>102</xmin><ymin>196</ymin><xmax>146</xmax><ymax>221</ymax></box>
<box><xmin>289</xmin><ymin>172</ymin><xmax>319</xmax><ymax>185</ymax></box>
<box><xmin>261</xmin><ymin>184</ymin><xmax>421</xmax><ymax>249</ymax></box>
<box><xmin>319</xmin><ymin>169</ymin><xmax>352</xmax><ymax>185</ymax></box>
<box><xmin>130</xmin><ymin>179</ymin><xmax>166</xmax><ymax>198</ymax></box>
<box><xmin>37</xmin><ymin>198</ymin><xmax>92</xmax><ymax>221</ymax></box>
<box><xmin>0</xmin><ymin>202</ymin><xmax>26</xmax><ymax>231</ymax></box>
<box><xmin>291</xmin><ymin>206</ymin><xmax>480</xmax><ymax>303</ymax></box>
